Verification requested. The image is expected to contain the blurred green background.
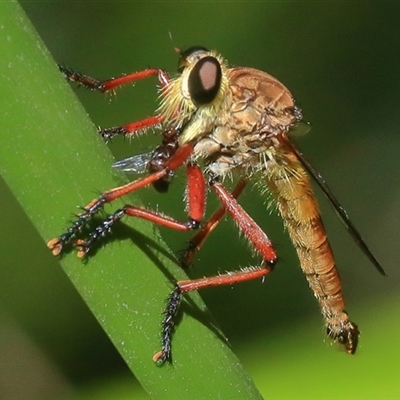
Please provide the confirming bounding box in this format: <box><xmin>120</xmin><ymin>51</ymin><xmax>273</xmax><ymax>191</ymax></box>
<box><xmin>2</xmin><ymin>2</ymin><xmax>400</xmax><ymax>399</ymax></box>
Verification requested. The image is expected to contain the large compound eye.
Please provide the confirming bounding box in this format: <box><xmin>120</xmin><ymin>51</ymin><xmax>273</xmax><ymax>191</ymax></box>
<box><xmin>188</xmin><ymin>56</ymin><xmax>222</xmax><ymax>106</ymax></box>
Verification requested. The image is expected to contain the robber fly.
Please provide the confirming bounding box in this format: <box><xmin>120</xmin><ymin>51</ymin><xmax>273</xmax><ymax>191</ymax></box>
<box><xmin>48</xmin><ymin>46</ymin><xmax>385</xmax><ymax>364</ymax></box>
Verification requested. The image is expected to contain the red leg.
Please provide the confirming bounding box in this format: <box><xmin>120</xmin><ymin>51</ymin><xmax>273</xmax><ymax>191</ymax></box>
<box><xmin>74</xmin><ymin>163</ymin><xmax>207</xmax><ymax>258</ymax></box>
<box><xmin>181</xmin><ymin>179</ymin><xmax>247</xmax><ymax>267</ymax></box>
<box><xmin>59</xmin><ymin>65</ymin><xmax>170</xmax><ymax>92</ymax></box>
<box><xmin>153</xmin><ymin>179</ymin><xmax>278</xmax><ymax>364</ymax></box>
<box><xmin>186</xmin><ymin>164</ymin><xmax>207</xmax><ymax>223</ymax></box>
<box><xmin>58</xmin><ymin>65</ymin><xmax>170</xmax><ymax>140</ymax></box>
<box><xmin>75</xmin><ymin>204</ymin><xmax>198</xmax><ymax>258</ymax></box>
<box><xmin>211</xmin><ymin>181</ymin><xmax>277</xmax><ymax>261</ymax></box>
<box><xmin>153</xmin><ymin>264</ymin><xmax>273</xmax><ymax>364</ymax></box>
<box><xmin>100</xmin><ymin>115</ymin><xmax>165</xmax><ymax>142</ymax></box>
<box><xmin>47</xmin><ymin>144</ymin><xmax>194</xmax><ymax>256</ymax></box>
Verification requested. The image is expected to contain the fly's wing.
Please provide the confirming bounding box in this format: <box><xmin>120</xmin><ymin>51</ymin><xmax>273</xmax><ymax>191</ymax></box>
<box><xmin>112</xmin><ymin>152</ymin><xmax>152</xmax><ymax>174</ymax></box>
<box><xmin>288</xmin><ymin>121</ymin><xmax>311</xmax><ymax>137</ymax></box>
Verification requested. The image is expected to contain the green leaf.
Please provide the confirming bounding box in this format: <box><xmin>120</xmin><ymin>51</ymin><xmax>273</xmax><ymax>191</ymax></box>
<box><xmin>0</xmin><ymin>2</ymin><xmax>263</xmax><ymax>399</ymax></box>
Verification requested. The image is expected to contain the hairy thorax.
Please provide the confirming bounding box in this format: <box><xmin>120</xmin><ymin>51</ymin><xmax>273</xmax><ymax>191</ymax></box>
<box><xmin>189</xmin><ymin>67</ymin><xmax>300</xmax><ymax>176</ymax></box>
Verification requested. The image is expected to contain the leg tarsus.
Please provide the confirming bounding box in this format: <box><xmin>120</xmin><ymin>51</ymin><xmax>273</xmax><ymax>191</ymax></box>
<box><xmin>48</xmin><ymin>145</ymin><xmax>194</xmax><ymax>258</ymax></box>
<box><xmin>47</xmin><ymin>197</ymin><xmax>107</xmax><ymax>256</ymax></box>
<box><xmin>72</xmin><ymin>204</ymin><xmax>200</xmax><ymax>258</ymax></box>
<box><xmin>58</xmin><ymin>64</ymin><xmax>105</xmax><ymax>91</ymax></box>
<box><xmin>98</xmin><ymin>126</ymin><xmax>128</xmax><ymax>142</ymax></box>
<box><xmin>154</xmin><ymin>263</ymin><xmax>274</xmax><ymax>364</ymax></box>
<box><xmin>153</xmin><ymin>286</ymin><xmax>182</xmax><ymax>365</ymax></box>
<box><xmin>75</xmin><ymin>209</ymin><xmax>125</xmax><ymax>258</ymax></box>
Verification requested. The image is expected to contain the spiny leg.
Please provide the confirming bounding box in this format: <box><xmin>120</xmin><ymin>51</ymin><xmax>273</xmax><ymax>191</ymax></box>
<box><xmin>99</xmin><ymin>115</ymin><xmax>164</xmax><ymax>142</ymax></box>
<box><xmin>153</xmin><ymin>264</ymin><xmax>273</xmax><ymax>365</ymax></box>
<box><xmin>76</xmin><ymin>163</ymin><xmax>207</xmax><ymax>257</ymax></box>
<box><xmin>47</xmin><ymin>169</ymin><xmax>167</xmax><ymax>256</ymax></box>
<box><xmin>47</xmin><ymin>144</ymin><xmax>194</xmax><ymax>256</ymax></box>
<box><xmin>153</xmin><ymin>179</ymin><xmax>277</xmax><ymax>364</ymax></box>
<box><xmin>59</xmin><ymin>65</ymin><xmax>170</xmax><ymax>93</ymax></box>
<box><xmin>75</xmin><ymin>204</ymin><xmax>200</xmax><ymax>258</ymax></box>
<box><xmin>58</xmin><ymin>65</ymin><xmax>169</xmax><ymax>141</ymax></box>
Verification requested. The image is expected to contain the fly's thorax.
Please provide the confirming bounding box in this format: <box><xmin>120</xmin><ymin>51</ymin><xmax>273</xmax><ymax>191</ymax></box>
<box><xmin>190</xmin><ymin>122</ymin><xmax>297</xmax><ymax>178</ymax></box>
<box><xmin>187</xmin><ymin>69</ymin><xmax>299</xmax><ymax>177</ymax></box>
<box><xmin>192</xmin><ymin>126</ymin><xmax>278</xmax><ymax>177</ymax></box>
<box><xmin>160</xmin><ymin>50</ymin><xmax>300</xmax><ymax>179</ymax></box>
<box><xmin>227</xmin><ymin>67</ymin><xmax>298</xmax><ymax>128</ymax></box>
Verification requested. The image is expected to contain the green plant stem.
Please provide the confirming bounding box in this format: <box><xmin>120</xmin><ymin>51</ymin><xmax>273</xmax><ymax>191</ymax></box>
<box><xmin>0</xmin><ymin>2</ymin><xmax>263</xmax><ymax>399</ymax></box>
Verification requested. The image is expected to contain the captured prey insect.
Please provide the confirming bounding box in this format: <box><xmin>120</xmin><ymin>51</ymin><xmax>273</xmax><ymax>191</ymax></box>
<box><xmin>48</xmin><ymin>46</ymin><xmax>385</xmax><ymax>364</ymax></box>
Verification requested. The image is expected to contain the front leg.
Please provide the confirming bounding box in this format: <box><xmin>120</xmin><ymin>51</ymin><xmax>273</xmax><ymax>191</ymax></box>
<box><xmin>99</xmin><ymin>115</ymin><xmax>164</xmax><ymax>142</ymax></box>
<box><xmin>47</xmin><ymin>169</ymin><xmax>169</xmax><ymax>256</ymax></box>
<box><xmin>48</xmin><ymin>147</ymin><xmax>202</xmax><ymax>258</ymax></box>
<box><xmin>58</xmin><ymin>64</ymin><xmax>170</xmax><ymax>141</ymax></box>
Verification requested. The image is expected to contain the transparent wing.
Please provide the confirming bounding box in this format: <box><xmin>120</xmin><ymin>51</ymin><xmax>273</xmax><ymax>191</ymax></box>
<box><xmin>112</xmin><ymin>152</ymin><xmax>152</xmax><ymax>174</ymax></box>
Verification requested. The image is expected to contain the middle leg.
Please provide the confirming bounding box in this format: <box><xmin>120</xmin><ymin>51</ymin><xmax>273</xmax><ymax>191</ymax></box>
<box><xmin>181</xmin><ymin>179</ymin><xmax>248</xmax><ymax>268</ymax></box>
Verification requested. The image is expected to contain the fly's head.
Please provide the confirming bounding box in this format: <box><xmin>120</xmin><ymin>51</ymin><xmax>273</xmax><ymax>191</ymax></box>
<box><xmin>159</xmin><ymin>47</ymin><xmax>230</xmax><ymax>145</ymax></box>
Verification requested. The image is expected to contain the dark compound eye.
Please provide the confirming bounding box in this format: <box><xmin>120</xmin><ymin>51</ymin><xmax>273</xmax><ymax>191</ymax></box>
<box><xmin>188</xmin><ymin>56</ymin><xmax>222</xmax><ymax>106</ymax></box>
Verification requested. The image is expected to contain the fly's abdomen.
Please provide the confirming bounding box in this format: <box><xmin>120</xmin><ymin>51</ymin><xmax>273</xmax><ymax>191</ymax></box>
<box><xmin>265</xmin><ymin>151</ymin><xmax>359</xmax><ymax>354</ymax></box>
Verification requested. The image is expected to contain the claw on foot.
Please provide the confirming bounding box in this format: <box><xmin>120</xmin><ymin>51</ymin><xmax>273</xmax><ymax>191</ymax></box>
<box><xmin>152</xmin><ymin>351</ymin><xmax>168</xmax><ymax>365</ymax></box>
<box><xmin>47</xmin><ymin>238</ymin><xmax>63</xmax><ymax>256</ymax></box>
<box><xmin>75</xmin><ymin>239</ymin><xmax>89</xmax><ymax>258</ymax></box>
